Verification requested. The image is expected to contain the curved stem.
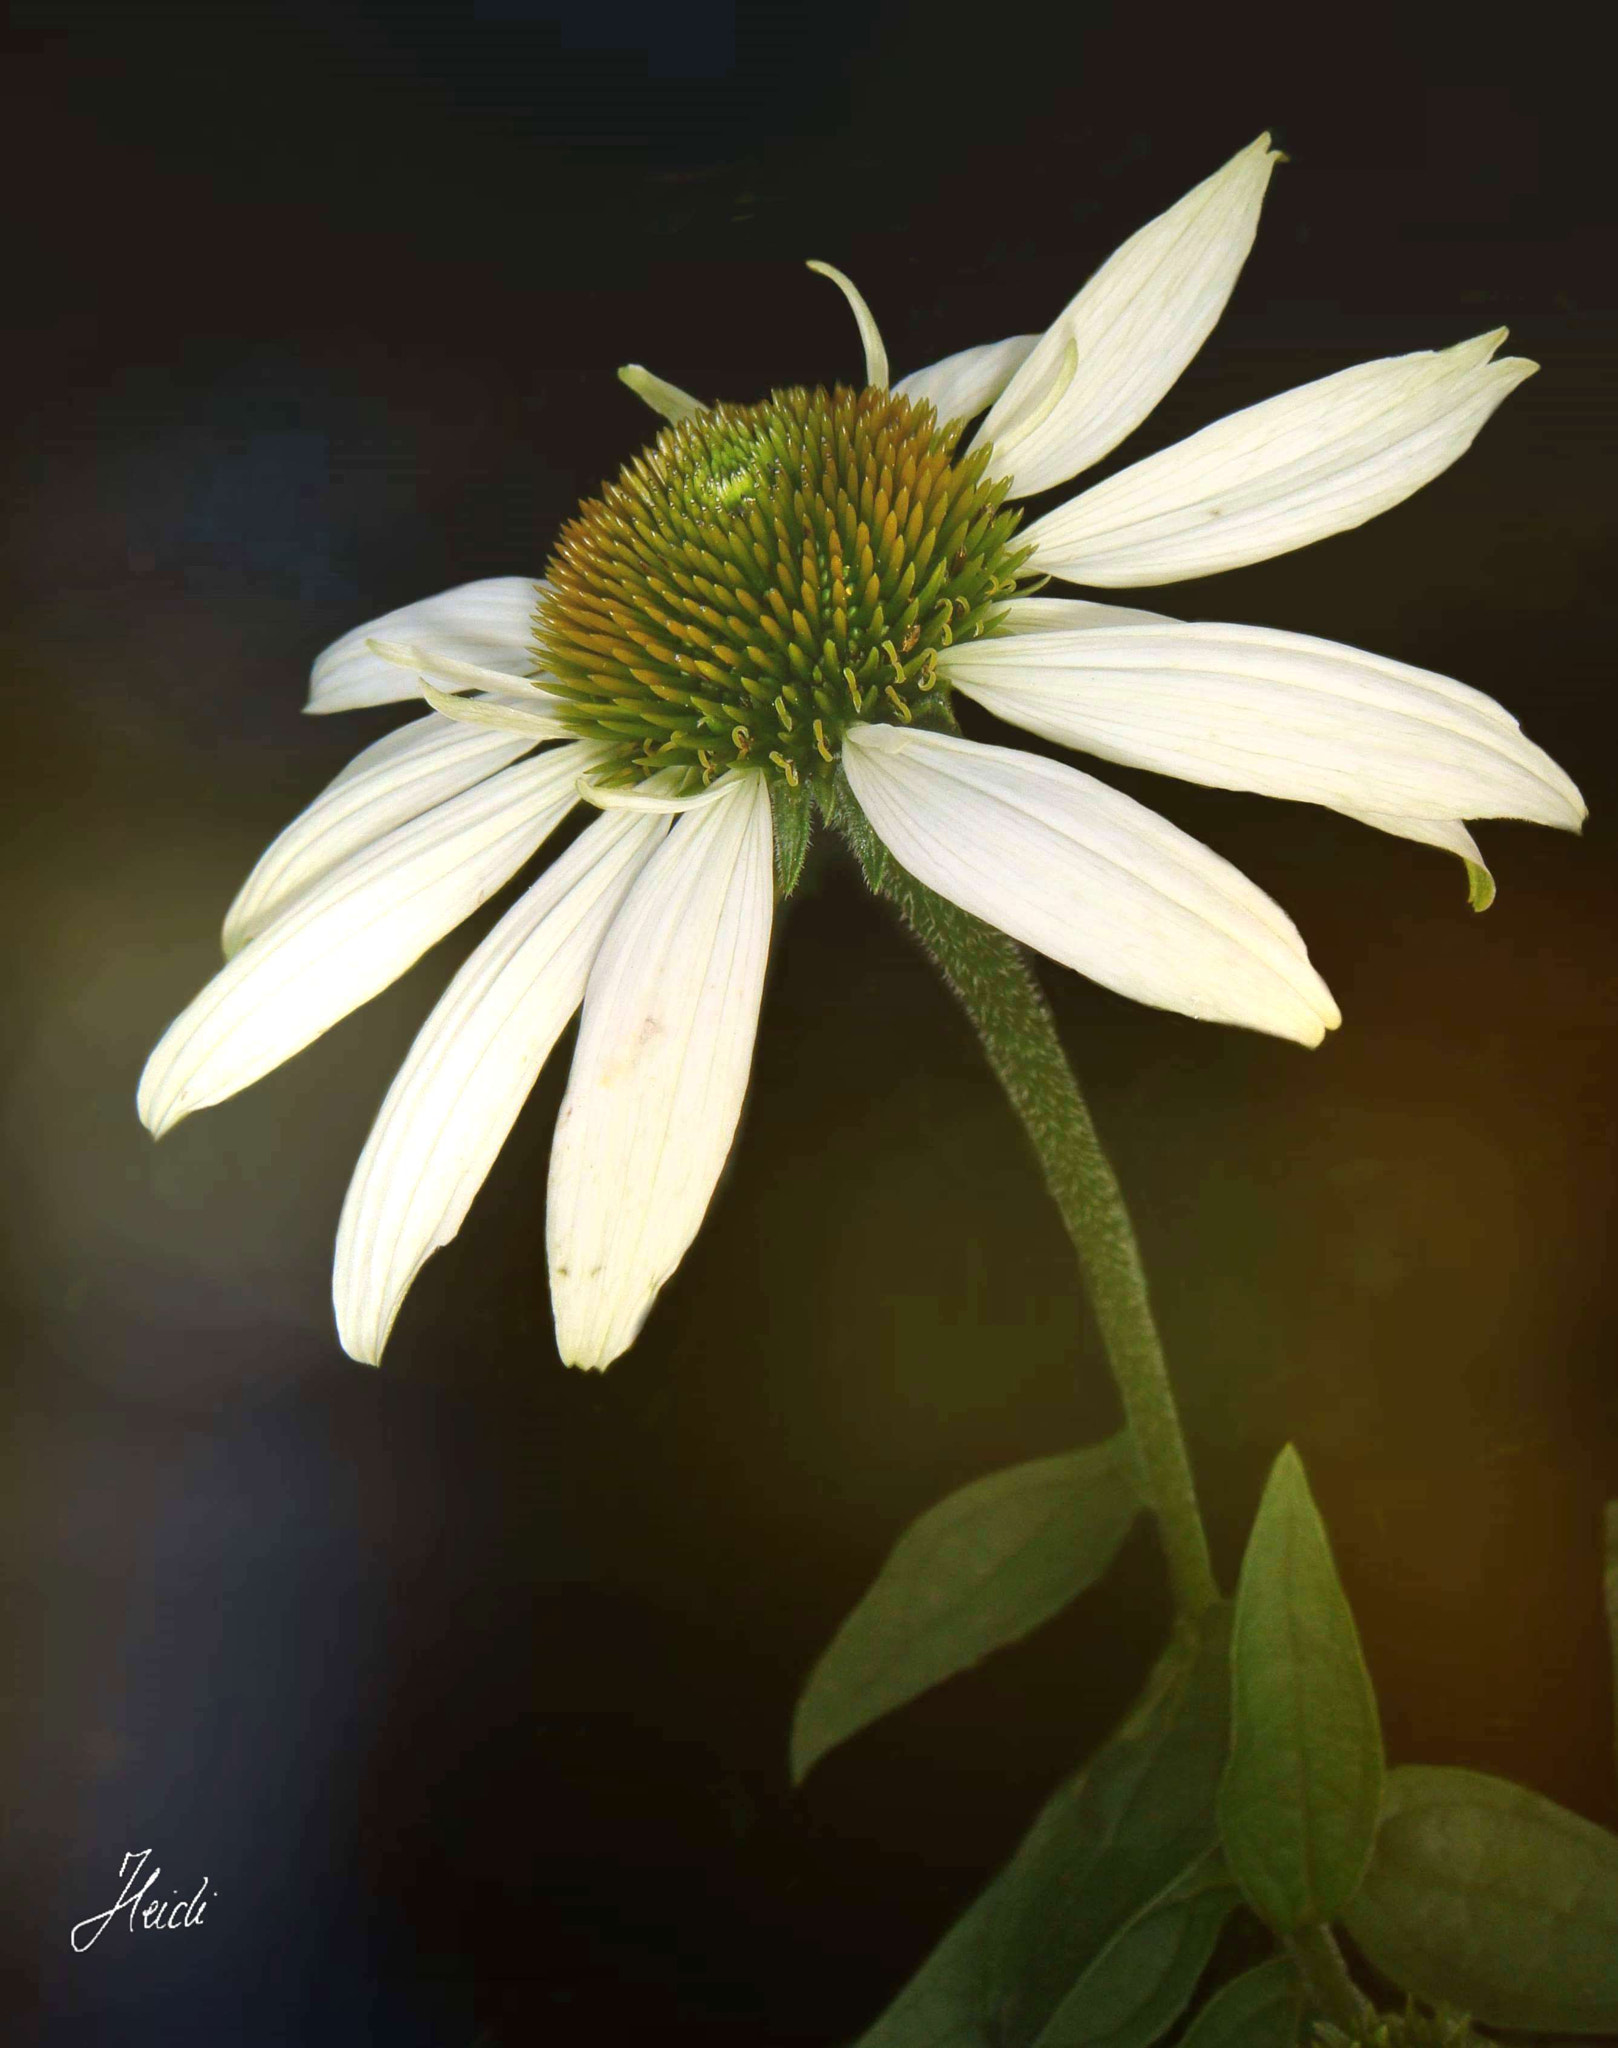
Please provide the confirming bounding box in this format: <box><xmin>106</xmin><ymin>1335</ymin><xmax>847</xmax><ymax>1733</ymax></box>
<box><xmin>1286</xmin><ymin>1926</ymin><xmax>1375</xmax><ymax>2036</ymax></box>
<box><xmin>833</xmin><ymin>789</ymin><xmax>1219</xmax><ymax>1621</ymax></box>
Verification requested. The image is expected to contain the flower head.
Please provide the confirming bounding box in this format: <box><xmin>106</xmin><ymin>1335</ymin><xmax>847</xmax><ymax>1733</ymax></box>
<box><xmin>138</xmin><ymin>133</ymin><xmax>1582</xmax><ymax>1370</ymax></box>
<box><xmin>535</xmin><ymin>379</ymin><xmax>1026</xmax><ymax>790</ymax></box>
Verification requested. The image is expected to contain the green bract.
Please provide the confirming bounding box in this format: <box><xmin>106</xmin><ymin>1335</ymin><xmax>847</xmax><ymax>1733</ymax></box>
<box><xmin>1312</xmin><ymin>2001</ymin><xmax>1480</xmax><ymax>2047</ymax></box>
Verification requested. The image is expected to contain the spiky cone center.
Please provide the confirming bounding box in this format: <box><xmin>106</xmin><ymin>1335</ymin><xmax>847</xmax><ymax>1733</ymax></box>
<box><xmin>534</xmin><ymin>384</ymin><xmax>1030</xmax><ymax>789</ymax></box>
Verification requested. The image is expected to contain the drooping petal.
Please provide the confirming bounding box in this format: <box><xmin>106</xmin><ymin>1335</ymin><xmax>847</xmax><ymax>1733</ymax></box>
<box><xmin>307</xmin><ymin>577</ymin><xmax>542</xmax><ymax>714</ymax></box>
<box><xmin>223</xmin><ymin>713</ymin><xmax>540</xmax><ymax>957</ymax></box>
<box><xmin>943</xmin><ymin>618</ymin><xmax>1585</xmax><ymax>828</ymax></box>
<box><xmin>547</xmin><ymin>771</ymin><xmax>774</xmax><ymax>1370</ymax></box>
<box><xmin>894</xmin><ymin>335</ymin><xmax>1039</xmax><ymax>429</ymax></box>
<box><xmin>416</xmin><ymin>679</ymin><xmax>573</xmax><ymax>739</ymax></box>
<box><xmin>1336</xmin><ymin>809</ymin><xmax>1496</xmax><ymax>910</ymax></box>
<box><xmin>576</xmin><ymin>769</ymin><xmax>743</xmax><ymax>814</ymax></box>
<box><xmin>1021</xmin><ymin>331</ymin><xmax>1535</xmax><ymax>587</ymax></box>
<box><xmin>842</xmin><ymin>723</ymin><xmax>1339</xmax><ymax>1046</ymax></box>
<box><xmin>138</xmin><ymin>742</ymin><xmax>604</xmax><ymax>1136</ymax></box>
<box><xmin>807</xmin><ymin>261</ymin><xmax>889</xmax><ymax>388</ymax></box>
<box><xmin>971</xmin><ymin>134</ymin><xmax>1280</xmax><ymax>497</ymax></box>
<box><xmin>333</xmin><ymin>806</ymin><xmax>670</xmax><ymax>1366</ymax></box>
<box><xmin>365</xmin><ymin>638</ymin><xmax>570</xmax><ymax>720</ymax></box>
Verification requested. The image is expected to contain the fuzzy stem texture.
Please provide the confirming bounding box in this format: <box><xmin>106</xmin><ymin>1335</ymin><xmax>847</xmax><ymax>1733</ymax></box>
<box><xmin>1286</xmin><ymin>1925</ymin><xmax>1376</xmax><ymax>2037</ymax></box>
<box><xmin>833</xmin><ymin>784</ymin><xmax>1219</xmax><ymax>1621</ymax></box>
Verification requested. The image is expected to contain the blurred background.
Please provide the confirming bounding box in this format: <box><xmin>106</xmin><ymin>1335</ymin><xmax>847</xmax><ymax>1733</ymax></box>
<box><xmin>3</xmin><ymin>1</ymin><xmax>1616</xmax><ymax>2040</ymax></box>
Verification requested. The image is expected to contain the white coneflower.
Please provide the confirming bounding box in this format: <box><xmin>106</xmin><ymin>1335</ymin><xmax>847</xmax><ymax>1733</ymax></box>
<box><xmin>138</xmin><ymin>133</ymin><xmax>1582</xmax><ymax>1371</ymax></box>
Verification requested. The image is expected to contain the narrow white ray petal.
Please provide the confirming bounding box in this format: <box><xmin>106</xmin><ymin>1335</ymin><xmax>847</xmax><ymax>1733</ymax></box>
<box><xmin>547</xmin><ymin>771</ymin><xmax>774</xmax><ymax>1369</ymax></box>
<box><xmin>368</xmin><ymin>638</ymin><xmax>567</xmax><ymax>713</ymax></box>
<box><xmin>618</xmin><ymin>363</ymin><xmax>705</xmax><ymax>422</ymax></box>
<box><xmin>971</xmin><ymin>135</ymin><xmax>1281</xmax><ymax>497</ymax></box>
<box><xmin>1337</xmin><ymin>808</ymin><xmax>1496</xmax><ymax>909</ymax></box>
<box><xmin>334</xmin><ymin>806</ymin><xmax>671</xmax><ymax>1365</ymax></box>
<box><xmin>307</xmin><ymin>577</ymin><xmax>541</xmax><ymax>714</ymax></box>
<box><xmin>418</xmin><ymin>679</ymin><xmax>573</xmax><ymax>739</ymax></box>
<box><xmin>943</xmin><ymin>619</ymin><xmax>1586</xmax><ymax>828</ymax></box>
<box><xmin>1022</xmin><ymin>332</ymin><xmax>1536</xmax><ymax>587</ymax></box>
<box><xmin>138</xmin><ymin>742</ymin><xmax>605</xmax><ymax>1137</ymax></box>
<box><xmin>842</xmin><ymin>723</ymin><xmax>1338</xmax><ymax>1046</ymax></box>
<box><xmin>576</xmin><ymin>770</ymin><xmax>741</xmax><ymax>814</ymax></box>
<box><xmin>995</xmin><ymin>594</ymin><xmax>1175</xmax><ymax>634</ymax></box>
<box><xmin>223</xmin><ymin>714</ymin><xmax>539</xmax><ymax>957</ymax></box>
<box><xmin>894</xmin><ymin>335</ymin><xmax>1039</xmax><ymax>429</ymax></box>
<box><xmin>806</xmin><ymin>261</ymin><xmax>889</xmax><ymax>389</ymax></box>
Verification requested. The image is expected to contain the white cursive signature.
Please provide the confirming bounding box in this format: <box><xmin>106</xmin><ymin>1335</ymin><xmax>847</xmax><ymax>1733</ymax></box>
<box><xmin>70</xmin><ymin>1849</ymin><xmax>215</xmax><ymax>1952</ymax></box>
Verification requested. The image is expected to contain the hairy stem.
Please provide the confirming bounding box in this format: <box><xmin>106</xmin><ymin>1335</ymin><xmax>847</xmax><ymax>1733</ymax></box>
<box><xmin>833</xmin><ymin>786</ymin><xmax>1219</xmax><ymax>1620</ymax></box>
<box><xmin>1286</xmin><ymin>1925</ymin><xmax>1375</xmax><ymax>2036</ymax></box>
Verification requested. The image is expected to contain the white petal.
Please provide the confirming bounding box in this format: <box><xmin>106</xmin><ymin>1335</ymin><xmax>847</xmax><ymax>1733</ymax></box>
<box><xmin>618</xmin><ymin>363</ymin><xmax>704</xmax><ymax>423</ymax></box>
<box><xmin>547</xmin><ymin>771</ymin><xmax>774</xmax><ymax>1369</ymax></box>
<box><xmin>806</xmin><ymin>261</ymin><xmax>889</xmax><ymax>388</ymax></box>
<box><xmin>138</xmin><ymin>742</ymin><xmax>604</xmax><ymax>1136</ymax></box>
<box><xmin>842</xmin><ymin>723</ymin><xmax>1338</xmax><ymax>1046</ymax></box>
<box><xmin>417</xmin><ymin>679</ymin><xmax>573</xmax><ymax>739</ymax></box>
<box><xmin>576</xmin><ymin>769</ymin><xmax>742</xmax><ymax>814</ymax></box>
<box><xmin>992</xmin><ymin>594</ymin><xmax>1174</xmax><ymax>635</ymax></box>
<box><xmin>366</xmin><ymin>638</ymin><xmax>568</xmax><ymax>715</ymax></box>
<box><xmin>944</xmin><ymin>618</ymin><xmax>1585</xmax><ymax>828</ymax></box>
<box><xmin>1336</xmin><ymin>809</ymin><xmax>1496</xmax><ymax>910</ymax></box>
<box><xmin>307</xmin><ymin>577</ymin><xmax>541</xmax><ymax>714</ymax></box>
<box><xmin>334</xmin><ymin>806</ymin><xmax>670</xmax><ymax>1365</ymax></box>
<box><xmin>894</xmin><ymin>335</ymin><xmax>1039</xmax><ymax>429</ymax></box>
<box><xmin>971</xmin><ymin>135</ymin><xmax>1280</xmax><ymax>497</ymax></box>
<box><xmin>1022</xmin><ymin>331</ymin><xmax>1536</xmax><ymax>587</ymax></box>
<box><xmin>223</xmin><ymin>713</ymin><xmax>540</xmax><ymax>957</ymax></box>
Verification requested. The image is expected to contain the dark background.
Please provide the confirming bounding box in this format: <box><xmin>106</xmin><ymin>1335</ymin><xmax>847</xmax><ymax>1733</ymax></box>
<box><xmin>4</xmin><ymin>1</ymin><xmax>1616</xmax><ymax>2041</ymax></box>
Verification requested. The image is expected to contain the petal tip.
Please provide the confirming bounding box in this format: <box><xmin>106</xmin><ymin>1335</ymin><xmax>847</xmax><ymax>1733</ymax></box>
<box><xmin>365</xmin><ymin>637</ymin><xmax>417</xmax><ymax>668</ymax></box>
<box><xmin>804</xmin><ymin>260</ymin><xmax>888</xmax><ymax>388</ymax></box>
<box><xmin>1465</xmin><ymin>326</ymin><xmax>1514</xmax><ymax>365</ymax></box>
<box><xmin>1297</xmin><ymin>985</ymin><xmax>1343</xmax><ymax>1045</ymax></box>
<box><xmin>137</xmin><ymin>1090</ymin><xmax>180</xmax><ymax>1140</ymax></box>
<box><xmin>617</xmin><ymin>363</ymin><xmax>704</xmax><ymax>423</ymax></box>
<box><xmin>335</xmin><ymin>1288</ymin><xmax>390</xmax><ymax>1368</ymax></box>
<box><xmin>1466</xmin><ymin>860</ymin><xmax>1497</xmax><ymax>913</ymax></box>
<box><xmin>562</xmin><ymin>1353</ymin><xmax>612</xmax><ymax>1374</ymax></box>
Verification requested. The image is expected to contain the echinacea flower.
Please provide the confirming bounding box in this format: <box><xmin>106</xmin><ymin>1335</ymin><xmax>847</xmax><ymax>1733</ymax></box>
<box><xmin>138</xmin><ymin>133</ymin><xmax>1583</xmax><ymax>1371</ymax></box>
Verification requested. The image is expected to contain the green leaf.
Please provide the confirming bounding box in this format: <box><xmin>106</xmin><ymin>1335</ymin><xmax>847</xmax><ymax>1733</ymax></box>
<box><xmin>770</xmin><ymin>775</ymin><xmax>814</xmax><ymax>897</ymax></box>
<box><xmin>1341</xmin><ymin>1765</ymin><xmax>1618</xmax><ymax>2033</ymax></box>
<box><xmin>854</xmin><ymin>1609</ymin><xmax>1230</xmax><ymax>2048</ymax></box>
<box><xmin>1218</xmin><ymin>1445</ymin><xmax>1384</xmax><ymax>1931</ymax></box>
<box><xmin>1605</xmin><ymin>1502</ymin><xmax>1618</xmax><ymax>1793</ymax></box>
<box><xmin>1030</xmin><ymin>1847</ymin><xmax>1240</xmax><ymax>2048</ymax></box>
<box><xmin>1176</xmin><ymin>1958</ymin><xmax>1302</xmax><ymax>2048</ymax></box>
<box><xmin>793</xmin><ymin>1437</ymin><xmax>1142</xmax><ymax>1783</ymax></box>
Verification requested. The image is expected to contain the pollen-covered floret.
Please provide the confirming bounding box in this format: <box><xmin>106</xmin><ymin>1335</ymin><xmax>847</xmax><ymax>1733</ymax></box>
<box><xmin>534</xmin><ymin>383</ymin><xmax>1030</xmax><ymax>788</ymax></box>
